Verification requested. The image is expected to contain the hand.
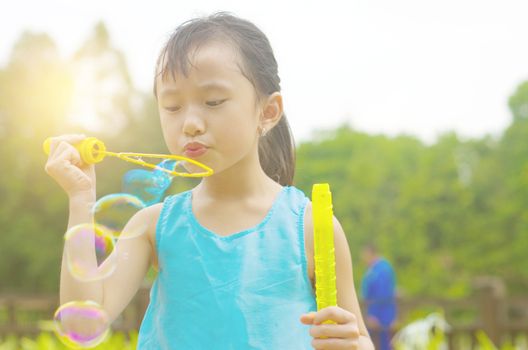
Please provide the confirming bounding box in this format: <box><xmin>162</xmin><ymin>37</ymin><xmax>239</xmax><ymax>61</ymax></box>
<box><xmin>300</xmin><ymin>306</ymin><xmax>360</xmax><ymax>350</ymax></box>
<box><xmin>44</xmin><ymin>134</ymin><xmax>96</xmax><ymax>200</ymax></box>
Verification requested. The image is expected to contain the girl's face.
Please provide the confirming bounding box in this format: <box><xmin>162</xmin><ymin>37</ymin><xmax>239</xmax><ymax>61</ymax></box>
<box><xmin>156</xmin><ymin>41</ymin><xmax>262</xmax><ymax>176</ymax></box>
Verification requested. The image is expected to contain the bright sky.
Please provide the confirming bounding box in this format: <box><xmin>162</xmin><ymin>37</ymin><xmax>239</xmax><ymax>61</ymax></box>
<box><xmin>2</xmin><ymin>0</ymin><xmax>528</xmax><ymax>143</ymax></box>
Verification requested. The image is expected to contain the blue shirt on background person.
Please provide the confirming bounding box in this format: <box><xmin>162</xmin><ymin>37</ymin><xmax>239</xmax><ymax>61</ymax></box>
<box><xmin>361</xmin><ymin>245</ymin><xmax>397</xmax><ymax>350</ymax></box>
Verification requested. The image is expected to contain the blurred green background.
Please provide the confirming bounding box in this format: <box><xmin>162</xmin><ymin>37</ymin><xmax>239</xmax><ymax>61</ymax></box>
<box><xmin>1</xmin><ymin>21</ymin><xmax>527</xmax><ymax>301</ymax></box>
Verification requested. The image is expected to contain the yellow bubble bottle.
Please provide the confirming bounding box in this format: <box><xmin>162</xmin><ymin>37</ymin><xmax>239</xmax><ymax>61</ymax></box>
<box><xmin>312</xmin><ymin>183</ymin><xmax>337</xmax><ymax>324</ymax></box>
<box><xmin>43</xmin><ymin>137</ymin><xmax>213</xmax><ymax>178</ymax></box>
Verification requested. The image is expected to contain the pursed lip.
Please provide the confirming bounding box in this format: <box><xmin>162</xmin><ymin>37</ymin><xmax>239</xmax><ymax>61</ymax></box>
<box><xmin>183</xmin><ymin>142</ymin><xmax>208</xmax><ymax>157</ymax></box>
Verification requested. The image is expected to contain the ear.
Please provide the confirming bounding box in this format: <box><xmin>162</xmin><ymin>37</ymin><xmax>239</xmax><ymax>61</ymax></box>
<box><xmin>259</xmin><ymin>92</ymin><xmax>283</xmax><ymax>135</ymax></box>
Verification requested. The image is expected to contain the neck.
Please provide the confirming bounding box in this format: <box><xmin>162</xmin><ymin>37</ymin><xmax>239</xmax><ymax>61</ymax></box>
<box><xmin>195</xmin><ymin>147</ymin><xmax>282</xmax><ymax>200</ymax></box>
<box><xmin>369</xmin><ymin>256</ymin><xmax>380</xmax><ymax>266</ymax></box>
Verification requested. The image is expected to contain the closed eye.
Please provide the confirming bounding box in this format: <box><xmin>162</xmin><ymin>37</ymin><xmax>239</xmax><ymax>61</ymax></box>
<box><xmin>206</xmin><ymin>99</ymin><xmax>227</xmax><ymax>107</ymax></box>
<box><xmin>164</xmin><ymin>106</ymin><xmax>181</xmax><ymax>112</ymax></box>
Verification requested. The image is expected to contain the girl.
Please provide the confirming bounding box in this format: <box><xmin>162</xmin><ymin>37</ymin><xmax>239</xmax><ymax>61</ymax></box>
<box><xmin>45</xmin><ymin>12</ymin><xmax>374</xmax><ymax>350</ymax></box>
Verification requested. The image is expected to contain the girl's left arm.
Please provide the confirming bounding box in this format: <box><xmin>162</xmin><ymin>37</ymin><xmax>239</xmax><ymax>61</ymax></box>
<box><xmin>301</xmin><ymin>203</ymin><xmax>375</xmax><ymax>350</ymax></box>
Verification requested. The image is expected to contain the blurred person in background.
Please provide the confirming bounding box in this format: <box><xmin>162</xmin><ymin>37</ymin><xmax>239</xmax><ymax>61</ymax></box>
<box><xmin>361</xmin><ymin>242</ymin><xmax>397</xmax><ymax>350</ymax></box>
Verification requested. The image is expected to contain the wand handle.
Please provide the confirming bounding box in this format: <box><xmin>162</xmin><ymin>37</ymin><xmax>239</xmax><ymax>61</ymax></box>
<box><xmin>312</xmin><ymin>183</ymin><xmax>337</xmax><ymax>316</ymax></box>
<box><xmin>43</xmin><ymin>137</ymin><xmax>107</xmax><ymax>164</ymax></box>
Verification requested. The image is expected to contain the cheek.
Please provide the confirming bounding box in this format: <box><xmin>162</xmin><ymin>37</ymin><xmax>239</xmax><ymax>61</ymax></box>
<box><xmin>221</xmin><ymin>103</ymin><xmax>259</xmax><ymax>139</ymax></box>
<box><xmin>216</xmin><ymin>116</ymin><xmax>257</xmax><ymax>151</ymax></box>
<box><xmin>160</xmin><ymin>117</ymin><xmax>182</xmax><ymax>152</ymax></box>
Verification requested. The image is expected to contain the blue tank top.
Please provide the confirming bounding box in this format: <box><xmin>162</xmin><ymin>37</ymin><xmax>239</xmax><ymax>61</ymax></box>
<box><xmin>137</xmin><ymin>186</ymin><xmax>317</xmax><ymax>349</ymax></box>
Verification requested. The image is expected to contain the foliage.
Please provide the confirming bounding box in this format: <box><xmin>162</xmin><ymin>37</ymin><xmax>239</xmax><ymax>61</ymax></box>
<box><xmin>295</xmin><ymin>120</ymin><xmax>528</xmax><ymax>297</ymax></box>
<box><xmin>1</xmin><ymin>22</ymin><xmax>527</xmax><ymax>300</ymax></box>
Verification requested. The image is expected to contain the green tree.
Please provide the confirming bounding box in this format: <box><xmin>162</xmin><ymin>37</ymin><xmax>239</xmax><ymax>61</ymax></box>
<box><xmin>0</xmin><ymin>31</ymin><xmax>74</xmax><ymax>292</ymax></box>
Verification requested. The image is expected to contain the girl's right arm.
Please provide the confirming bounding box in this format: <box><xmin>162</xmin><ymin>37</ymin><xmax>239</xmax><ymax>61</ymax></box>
<box><xmin>45</xmin><ymin>135</ymin><xmax>156</xmax><ymax>323</ymax></box>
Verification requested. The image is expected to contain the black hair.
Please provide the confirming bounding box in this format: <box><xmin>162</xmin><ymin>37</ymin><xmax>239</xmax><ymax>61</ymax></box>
<box><xmin>153</xmin><ymin>12</ymin><xmax>295</xmax><ymax>185</ymax></box>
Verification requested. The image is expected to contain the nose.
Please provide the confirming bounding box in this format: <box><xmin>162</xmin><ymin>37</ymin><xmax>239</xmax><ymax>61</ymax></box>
<box><xmin>182</xmin><ymin>109</ymin><xmax>205</xmax><ymax>137</ymax></box>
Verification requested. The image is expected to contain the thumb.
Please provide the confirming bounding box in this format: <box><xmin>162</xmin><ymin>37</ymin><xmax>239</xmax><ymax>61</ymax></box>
<box><xmin>300</xmin><ymin>312</ymin><xmax>316</xmax><ymax>325</ymax></box>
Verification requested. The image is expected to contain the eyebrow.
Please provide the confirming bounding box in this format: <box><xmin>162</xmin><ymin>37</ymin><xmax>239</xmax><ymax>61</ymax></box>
<box><xmin>159</xmin><ymin>81</ymin><xmax>232</xmax><ymax>97</ymax></box>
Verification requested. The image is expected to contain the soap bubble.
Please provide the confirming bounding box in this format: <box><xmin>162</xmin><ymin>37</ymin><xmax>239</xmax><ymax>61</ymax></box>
<box><xmin>65</xmin><ymin>223</ymin><xmax>117</xmax><ymax>282</ymax></box>
<box><xmin>122</xmin><ymin>170</ymin><xmax>168</xmax><ymax>206</ymax></box>
<box><xmin>122</xmin><ymin>159</ymin><xmax>177</xmax><ymax>206</ymax></box>
<box><xmin>53</xmin><ymin>300</ymin><xmax>110</xmax><ymax>348</ymax></box>
<box><xmin>152</xmin><ymin>159</ymin><xmax>178</xmax><ymax>177</ymax></box>
<box><xmin>92</xmin><ymin>193</ymin><xmax>146</xmax><ymax>239</ymax></box>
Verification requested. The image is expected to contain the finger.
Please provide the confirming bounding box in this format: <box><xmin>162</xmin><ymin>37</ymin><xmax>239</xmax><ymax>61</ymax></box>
<box><xmin>45</xmin><ymin>157</ymin><xmax>91</xmax><ymax>186</ymax></box>
<box><xmin>312</xmin><ymin>337</ymin><xmax>358</xmax><ymax>350</ymax></box>
<box><xmin>313</xmin><ymin>306</ymin><xmax>357</xmax><ymax>325</ymax></box>
<box><xmin>300</xmin><ymin>312</ymin><xmax>316</xmax><ymax>325</ymax></box>
<box><xmin>45</xmin><ymin>156</ymin><xmax>82</xmax><ymax>179</ymax></box>
<box><xmin>310</xmin><ymin>323</ymin><xmax>360</xmax><ymax>339</ymax></box>
<box><xmin>48</xmin><ymin>134</ymin><xmax>86</xmax><ymax>155</ymax></box>
<box><xmin>53</xmin><ymin>141</ymin><xmax>83</xmax><ymax>167</ymax></box>
<box><xmin>45</xmin><ymin>143</ymin><xmax>83</xmax><ymax>176</ymax></box>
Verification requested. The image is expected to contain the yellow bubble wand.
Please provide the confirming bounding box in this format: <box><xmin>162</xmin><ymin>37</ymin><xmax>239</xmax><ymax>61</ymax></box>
<box><xmin>43</xmin><ymin>137</ymin><xmax>213</xmax><ymax>178</ymax></box>
<box><xmin>312</xmin><ymin>183</ymin><xmax>337</xmax><ymax>324</ymax></box>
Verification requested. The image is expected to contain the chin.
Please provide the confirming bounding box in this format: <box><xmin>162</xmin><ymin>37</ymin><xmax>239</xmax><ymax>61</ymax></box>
<box><xmin>182</xmin><ymin>159</ymin><xmax>213</xmax><ymax>175</ymax></box>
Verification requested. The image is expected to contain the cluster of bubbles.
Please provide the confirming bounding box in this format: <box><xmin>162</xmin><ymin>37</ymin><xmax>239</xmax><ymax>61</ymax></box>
<box><xmin>52</xmin><ymin>160</ymin><xmax>177</xmax><ymax>348</ymax></box>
